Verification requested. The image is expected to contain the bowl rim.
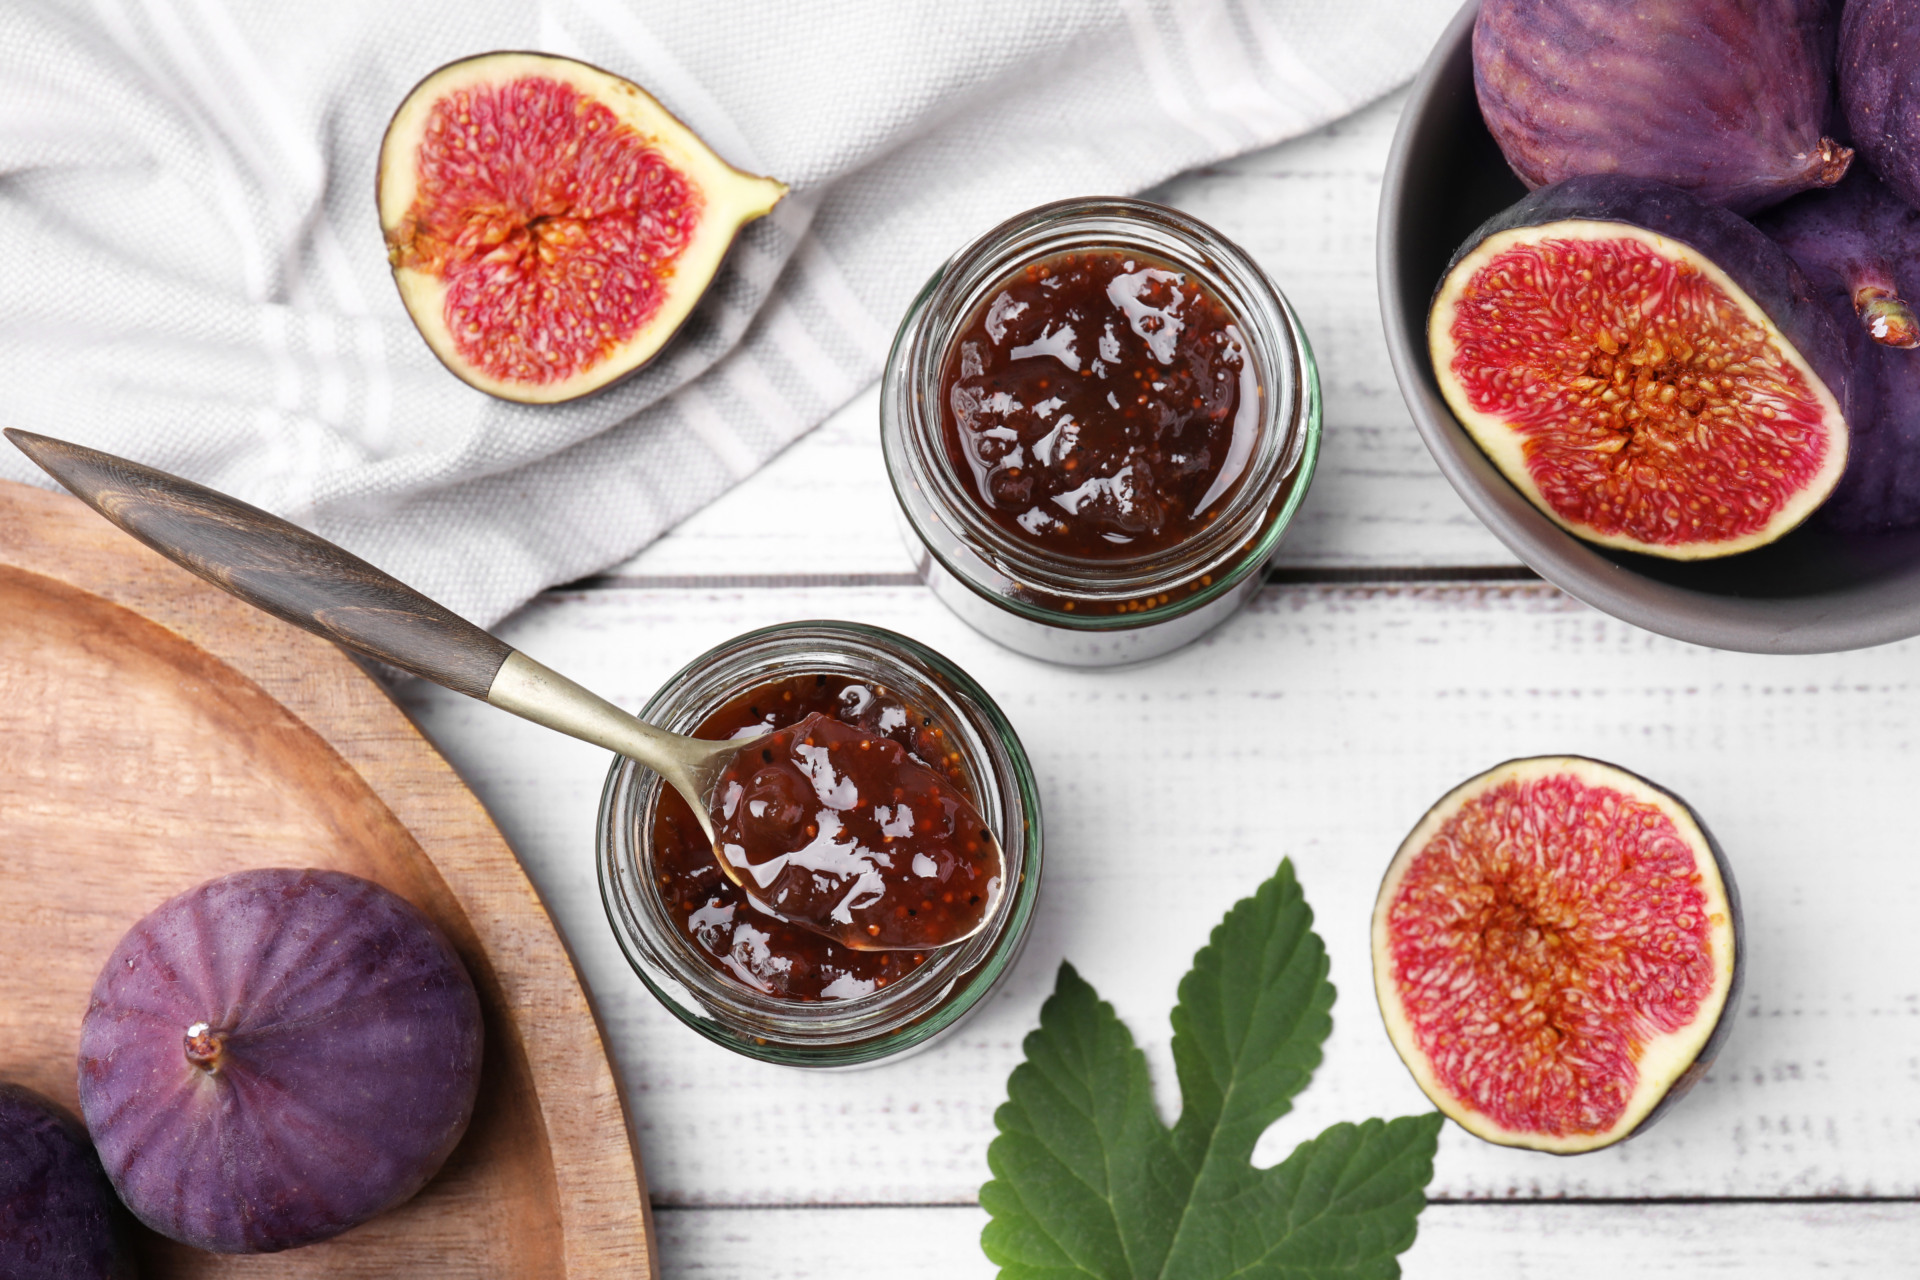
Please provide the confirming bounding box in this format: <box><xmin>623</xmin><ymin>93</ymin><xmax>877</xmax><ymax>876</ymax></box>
<box><xmin>1375</xmin><ymin>0</ymin><xmax>1920</xmax><ymax>655</ymax></box>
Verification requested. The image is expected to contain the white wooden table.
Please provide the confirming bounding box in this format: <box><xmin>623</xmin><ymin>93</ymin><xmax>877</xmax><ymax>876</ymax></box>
<box><xmin>400</xmin><ymin>90</ymin><xmax>1920</xmax><ymax>1277</ymax></box>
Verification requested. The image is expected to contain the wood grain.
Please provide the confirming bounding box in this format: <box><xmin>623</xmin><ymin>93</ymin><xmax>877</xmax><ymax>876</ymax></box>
<box><xmin>406</xmin><ymin>577</ymin><xmax>1920</xmax><ymax>1209</ymax></box>
<box><xmin>0</xmin><ymin>479</ymin><xmax>653</xmax><ymax>1277</ymax></box>
<box><xmin>601</xmin><ymin>91</ymin><xmax>1519</xmax><ymax>586</ymax></box>
<box><xmin>649</xmin><ymin>1201</ymin><xmax>1920</xmax><ymax>1278</ymax></box>
<box><xmin>387</xmin><ymin>85</ymin><xmax>1920</xmax><ymax>1277</ymax></box>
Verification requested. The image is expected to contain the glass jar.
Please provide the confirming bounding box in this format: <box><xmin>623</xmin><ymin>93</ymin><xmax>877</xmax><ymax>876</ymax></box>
<box><xmin>597</xmin><ymin>621</ymin><xmax>1042</xmax><ymax>1067</ymax></box>
<box><xmin>881</xmin><ymin>197</ymin><xmax>1321</xmax><ymax>666</ymax></box>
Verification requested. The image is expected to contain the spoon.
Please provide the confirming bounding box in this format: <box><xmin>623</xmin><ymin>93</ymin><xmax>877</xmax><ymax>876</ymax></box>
<box><xmin>5</xmin><ymin>428</ymin><xmax>1003</xmax><ymax>953</ymax></box>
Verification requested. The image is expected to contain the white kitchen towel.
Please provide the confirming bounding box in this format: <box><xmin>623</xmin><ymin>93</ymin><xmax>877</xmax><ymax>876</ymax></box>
<box><xmin>0</xmin><ymin>0</ymin><xmax>1458</xmax><ymax>626</ymax></box>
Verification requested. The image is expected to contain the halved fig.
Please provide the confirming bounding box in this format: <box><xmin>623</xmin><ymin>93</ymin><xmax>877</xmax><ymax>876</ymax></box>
<box><xmin>1373</xmin><ymin>756</ymin><xmax>1742</xmax><ymax>1154</ymax></box>
<box><xmin>378</xmin><ymin>51</ymin><xmax>787</xmax><ymax>404</ymax></box>
<box><xmin>1475</xmin><ymin>0</ymin><xmax>1850</xmax><ymax>215</ymax></box>
<box><xmin>1430</xmin><ymin>175</ymin><xmax>1850</xmax><ymax>559</ymax></box>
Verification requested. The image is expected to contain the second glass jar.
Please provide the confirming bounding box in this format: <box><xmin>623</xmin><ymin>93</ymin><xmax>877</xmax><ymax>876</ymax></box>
<box><xmin>882</xmin><ymin>197</ymin><xmax>1321</xmax><ymax>666</ymax></box>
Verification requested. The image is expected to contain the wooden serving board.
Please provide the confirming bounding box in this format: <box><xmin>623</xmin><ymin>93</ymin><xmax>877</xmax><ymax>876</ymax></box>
<box><xmin>0</xmin><ymin>479</ymin><xmax>655</xmax><ymax>1277</ymax></box>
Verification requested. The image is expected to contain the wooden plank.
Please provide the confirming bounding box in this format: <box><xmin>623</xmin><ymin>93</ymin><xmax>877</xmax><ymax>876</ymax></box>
<box><xmin>602</xmin><ymin>90</ymin><xmax>1518</xmax><ymax>584</ymax></box>
<box><xmin>651</xmin><ymin>1201</ymin><xmax>1920</xmax><ymax>1278</ymax></box>
<box><xmin>0</xmin><ymin>481</ymin><xmax>656</xmax><ymax>1277</ymax></box>
<box><xmin>404</xmin><ymin>579</ymin><xmax>1920</xmax><ymax>1207</ymax></box>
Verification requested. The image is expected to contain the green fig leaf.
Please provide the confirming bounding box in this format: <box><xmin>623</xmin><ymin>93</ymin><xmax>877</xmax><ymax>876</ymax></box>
<box><xmin>981</xmin><ymin>859</ymin><xmax>1442</xmax><ymax>1280</ymax></box>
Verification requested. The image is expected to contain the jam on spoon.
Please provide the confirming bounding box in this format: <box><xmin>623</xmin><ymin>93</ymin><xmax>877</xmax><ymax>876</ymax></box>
<box><xmin>657</xmin><ymin>672</ymin><xmax>1002</xmax><ymax>999</ymax></box>
<box><xmin>710</xmin><ymin>711</ymin><xmax>999</xmax><ymax>951</ymax></box>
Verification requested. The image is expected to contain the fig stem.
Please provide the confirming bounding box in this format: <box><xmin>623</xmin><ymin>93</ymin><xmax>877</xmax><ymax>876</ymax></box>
<box><xmin>1812</xmin><ymin>138</ymin><xmax>1854</xmax><ymax>189</ymax></box>
<box><xmin>1854</xmin><ymin>286</ymin><xmax>1920</xmax><ymax>349</ymax></box>
<box><xmin>184</xmin><ymin>1021</ymin><xmax>225</xmax><ymax>1073</ymax></box>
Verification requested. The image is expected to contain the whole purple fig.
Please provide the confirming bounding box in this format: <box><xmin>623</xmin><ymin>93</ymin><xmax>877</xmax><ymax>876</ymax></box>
<box><xmin>0</xmin><ymin>1085</ymin><xmax>135</xmax><ymax>1280</ymax></box>
<box><xmin>1760</xmin><ymin>170</ymin><xmax>1920</xmax><ymax>348</ymax></box>
<box><xmin>77</xmin><ymin>869</ymin><xmax>483</xmax><ymax>1254</ymax></box>
<box><xmin>1841</xmin><ymin>0</ymin><xmax>1920</xmax><ymax>211</ymax></box>
<box><xmin>1763</xmin><ymin>172</ymin><xmax>1920</xmax><ymax>530</ymax></box>
<box><xmin>1475</xmin><ymin>0</ymin><xmax>1852</xmax><ymax>215</ymax></box>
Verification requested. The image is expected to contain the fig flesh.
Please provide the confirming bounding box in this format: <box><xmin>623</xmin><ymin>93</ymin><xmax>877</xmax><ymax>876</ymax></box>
<box><xmin>77</xmin><ymin>869</ymin><xmax>483</xmax><ymax>1254</ymax></box>
<box><xmin>0</xmin><ymin>1085</ymin><xmax>134</xmax><ymax>1279</ymax></box>
<box><xmin>1373</xmin><ymin>756</ymin><xmax>1743</xmax><ymax>1154</ymax></box>
<box><xmin>1474</xmin><ymin>0</ymin><xmax>1850</xmax><ymax>215</ymax></box>
<box><xmin>378</xmin><ymin>51</ymin><xmax>787</xmax><ymax>404</ymax></box>
<box><xmin>1430</xmin><ymin>175</ymin><xmax>1850</xmax><ymax>559</ymax></box>
<box><xmin>1840</xmin><ymin>0</ymin><xmax>1920</xmax><ymax>212</ymax></box>
<box><xmin>1762</xmin><ymin>171</ymin><xmax>1920</xmax><ymax>529</ymax></box>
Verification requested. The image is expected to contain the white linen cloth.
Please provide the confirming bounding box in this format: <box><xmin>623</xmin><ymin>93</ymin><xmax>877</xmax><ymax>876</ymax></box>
<box><xmin>0</xmin><ymin>0</ymin><xmax>1458</xmax><ymax>626</ymax></box>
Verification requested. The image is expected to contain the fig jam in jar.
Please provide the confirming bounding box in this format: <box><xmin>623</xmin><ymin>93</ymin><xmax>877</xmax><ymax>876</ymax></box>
<box><xmin>883</xmin><ymin>198</ymin><xmax>1320</xmax><ymax>666</ymax></box>
<box><xmin>652</xmin><ymin>672</ymin><xmax>988</xmax><ymax>998</ymax></box>
<box><xmin>598</xmin><ymin>622</ymin><xmax>1040</xmax><ymax>1067</ymax></box>
<box><xmin>941</xmin><ymin>249</ymin><xmax>1260</xmax><ymax>560</ymax></box>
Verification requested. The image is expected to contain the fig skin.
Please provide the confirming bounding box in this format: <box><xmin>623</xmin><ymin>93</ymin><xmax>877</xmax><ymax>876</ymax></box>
<box><xmin>1840</xmin><ymin>0</ymin><xmax>1920</xmax><ymax>211</ymax></box>
<box><xmin>1759</xmin><ymin>169</ymin><xmax>1920</xmax><ymax>349</ymax></box>
<box><xmin>1373</xmin><ymin>756</ymin><xmax>1745</xmax><ymax>1154</ymax></box>
<box><xmin>77</xmin><ymin>869</ymin><xmax>483</xmax><ymax>1255</ymax></box>
<box><xmin>1431</xmin><ymin>174</ymin><xmax>1852</xmax><ymax>558</ymax></box>
<box><xmin>1475</xmin><ymin>0</ymin><xmax>1851</xmax><ymax>215</ymax></box>
<box><xmin>1762</xmin><ymin>172</ymin><xmax>1920</xmax><ymax>530</ymax></box>
<box><xmin>0</xmin><ymin>1085</ymin><xmax>136</xmax><ymax>1279</ymax></box>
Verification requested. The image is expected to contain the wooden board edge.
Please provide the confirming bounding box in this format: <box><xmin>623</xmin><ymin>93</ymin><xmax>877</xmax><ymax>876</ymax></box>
<box><xmin>0</xmin><ymin>479</ymin><xmax>656</xmax><ymax>1278</ymax></box>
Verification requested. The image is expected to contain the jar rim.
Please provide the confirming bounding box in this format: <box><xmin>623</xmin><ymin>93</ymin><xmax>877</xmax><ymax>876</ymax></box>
<box><xmin>882</xmin><ymin>197</ymin><xmax>1320</xmax><ymax>627</ymax></box>
<box><xmin>596</xmin><ymin>620</ymin><xmax>1042</xmax><ymax>1067</ymax></box>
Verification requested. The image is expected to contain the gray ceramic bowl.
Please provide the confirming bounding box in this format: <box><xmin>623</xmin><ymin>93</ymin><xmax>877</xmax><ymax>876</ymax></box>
<box><xmin>1378</xmin><ymin>0</ymin><xmax>1920</xmax><ymax>654</ymax></box>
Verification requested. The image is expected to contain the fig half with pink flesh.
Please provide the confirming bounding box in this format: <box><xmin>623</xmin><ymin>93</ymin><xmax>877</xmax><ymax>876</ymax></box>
<box><xmin>378</xmin><ymin>51</ymin><xmax>787</xmax><ymax>404</ymax></box>
<box><xmin>77</xmin><ymin>869</ymin><xmax>483</xmax><ymax>1254</ymax></box>
<box><xmin>1373</xmin><ymin>756</ymin><xmax>1743</xmax><ymax>1154</ymax></box>
<box><xmin>1430</xmin><ymin>175</ymin><xmax>1850</xmax><ymax>559</ymax></box>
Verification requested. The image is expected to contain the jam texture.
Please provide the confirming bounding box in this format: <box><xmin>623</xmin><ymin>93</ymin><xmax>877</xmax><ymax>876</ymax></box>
<box><xmin>653</xmin><ymin>674</ymin><xmax>989</xmax><ymax>1001</ymax></box>
<box><xmin>940</xmin><ymin>249</ymin><xmax>1261</xmax><ymax>559</ymax></box>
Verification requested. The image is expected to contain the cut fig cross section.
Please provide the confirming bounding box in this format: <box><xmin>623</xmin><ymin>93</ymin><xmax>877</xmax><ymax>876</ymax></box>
<box><xmin>1431</xmin><ymin>176</ymin><xmax>1850</xmax><ymax>560</ymax></box>
<box><xmin>1373</xmin><ymin>756</ymin><xmax>1742</xmax><ymax>1154</ymax></box>
<box><xmin>378</xmin><ymin>52</ymin><xmax>787</xmax><ymax>403</ymax></box>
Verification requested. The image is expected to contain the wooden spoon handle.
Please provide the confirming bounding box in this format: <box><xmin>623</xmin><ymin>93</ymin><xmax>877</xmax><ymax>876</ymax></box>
<box><xmin>5</xmin><ymin>429</ymin><xmax>511</xmax><ymax>699</ymax></box>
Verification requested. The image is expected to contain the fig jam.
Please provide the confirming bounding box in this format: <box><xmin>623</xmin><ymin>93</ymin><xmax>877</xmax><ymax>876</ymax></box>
<box><xmin>652</xmin><ymin>673</ymin><xmax>986</xmax><ymax>1001</ymax></box>
<box><xmin>939</xmin><ymin>249</ymin><xmax>1261</xmax><ymax>559</ymax></box>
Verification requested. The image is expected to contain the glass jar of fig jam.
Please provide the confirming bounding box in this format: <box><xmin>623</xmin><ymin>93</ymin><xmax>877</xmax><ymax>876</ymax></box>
<box><xmin>597</xmin><ymin>621</ymin><xmax>1041</xmax><ymax>1067</ymax></box>
<box><xmin>882</xmin><ymin>198</ymin><xmax>1320</xmax><ymax>665</ymax></box>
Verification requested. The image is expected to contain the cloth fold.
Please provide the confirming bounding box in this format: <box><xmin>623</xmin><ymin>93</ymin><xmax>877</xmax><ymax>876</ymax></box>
<box><xmin>0</xmin><ymin>0</ymin><xmax>1457</xmax><ymax>625</ymax></box>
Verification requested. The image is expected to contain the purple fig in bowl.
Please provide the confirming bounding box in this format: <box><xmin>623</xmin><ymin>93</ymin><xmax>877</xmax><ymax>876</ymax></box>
<box><xmin>1762</xmin><ymin>172</ymin><xmax>1920</xmax><ymax>531</ymax></box>
<box><xmin>77</xmin><ymin>868</ymin><xmax>483</xmax><ymax>1254</ymax></box>
<box><xmin>1841</xmin><ymin>0</ymin><xmax>1920</xmax><ymax>211</ymax></box>
<box><xmin>0</xmin><ymin>1084</ymin><xmax>135</xmax><ymax>1279</ymax></box>
<box><xmin>1474</xmin><ymin>0</ymin><xmax>1851</xmax><ymax>215</ymax></box>
<box><xmin>1760</xmin><ymin>169</ymin><xmax>1920</xmax><ymax>350</ymax></box>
